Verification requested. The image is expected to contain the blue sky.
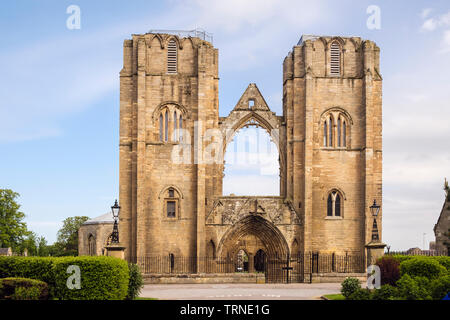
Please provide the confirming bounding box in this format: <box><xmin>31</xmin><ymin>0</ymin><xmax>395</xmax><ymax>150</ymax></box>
<box><xmin>1</xmin><ymin>0</ymin><xmax>449</xmax><ymax>250</ymax></box>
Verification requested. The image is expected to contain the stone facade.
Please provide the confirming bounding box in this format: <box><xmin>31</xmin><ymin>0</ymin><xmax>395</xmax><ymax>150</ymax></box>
<box><xmin>80</xmin><ymin>32</ymin><xmax>383</xmax><ymax>269</ymax></box>
<box><xmin>434</xmin><ymin>183</ymin><xmax>450</xmax><ymax>255</ymax></box>
<box><xmin>78</xmin><ymin>213</ymin><xmax>114</xmax><ymax>256</ymax></box>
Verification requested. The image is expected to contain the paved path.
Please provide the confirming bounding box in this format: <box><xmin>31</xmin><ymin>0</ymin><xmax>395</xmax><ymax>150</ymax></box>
<box><xmin>140</xmin><ymin>283</ymin><xmax>341</xmax><ymax>300</ymax></box>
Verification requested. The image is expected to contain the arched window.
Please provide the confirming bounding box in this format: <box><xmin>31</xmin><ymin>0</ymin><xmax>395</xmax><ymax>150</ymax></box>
<box><xmin>326</xmin><ymin>190</ymin><xmax>343</xmax><ymax>217</ymax></box>
<box><xmin>173</xmin><ymin>111</ymin><xmax>178</xmax><ymax>142</ymax></box>
<box><xmin>337</xmin><ymin>117</ymin><xmax>341</xmax><ymax>147</ymax></box>
<box><xmin>167</xmin><ymin>39</ymin><xmax>177</xmax><ymax>74</ymax></box>
<box><xmin>159</xmin><ymin>113</ymin><xmax>164</xmax><ymax>142</ymax></box>
<box><xmin>335</xmin><ymin>194</ymin><xmax>341</xmax><ymax>216</ymax></box>
<box><xmin>179</xmin><ymin>114</ymin><xmax>183</xmax><ymax>142</ymax></box>
<box><xmin>88</xmin><ymin>234</ymin><xmax>96</xmax><ymax>256</ymax></box>
<box><xmin>343</xmin><ymin>121</ymin><xmax>346</xmax><ymax>147</ymax></box>
<box><xmin>327</xmin><ymin>194</ymin><xmax>333</xmax><ymax>216</ymax></box>
<box><xmin>157</xmin><ymin>105</ymin><xmax>185</xmax><ymax>143</ymax></box>
<box><xmin>329</xmin><ymin>117</ymin><xmax>333</xmax><ymax>147</ymax></box>
<box><xmin>164</xmin><ymin>110</ymin><xmax>168</xmax><ymax>142</ymax></box>
<box><xmin>321</xmin><ymin>110</ymin><xmax>350</xmax><ymax>149</ymax></box>
<box><xmin>164</xmin><ymin>187</ymin><xmax>180</xmax><ymax>219</ymax></box>
<box><xmin>330</xmin><ymin>41</ymin><xmax>341</xmax><ymax>76</ymax></box>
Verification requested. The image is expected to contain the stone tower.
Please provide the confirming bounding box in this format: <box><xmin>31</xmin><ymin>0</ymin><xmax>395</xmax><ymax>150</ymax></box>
<box><xmin>114</xmin><ymin>31</ymin><xmax>383</xmax><ymax>271</ymax></box>
<box><xmin>119</xmin><ymin>31</ymin><xmax>219</xmax><ymax>261</ymax></box>
<box><xmin>283</xmin><ymin>35</ymin><xmax>383</xmax><ymax>254</ymax></box>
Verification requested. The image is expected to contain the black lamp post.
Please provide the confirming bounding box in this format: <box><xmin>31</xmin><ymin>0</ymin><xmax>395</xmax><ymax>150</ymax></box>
<box><xmin>369</xmin><ymin>199</ymin><xmax>380</xmax><ymax>242</ymax></box>
<box><xmin>110</xmin><ymin>199</ymin><xmax>120</xmax><ymax>244</ymax></box>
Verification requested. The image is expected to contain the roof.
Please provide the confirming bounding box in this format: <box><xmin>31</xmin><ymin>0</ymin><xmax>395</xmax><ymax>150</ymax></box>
<box><xmin>82</xmin><ymin>213</ymin><xmax>114</xmax><ymax>225</ymax></box>
<box><xmin>0</xmin><ymin>248</ymin><xmax>11</xmax><ymax>254</ymax></box>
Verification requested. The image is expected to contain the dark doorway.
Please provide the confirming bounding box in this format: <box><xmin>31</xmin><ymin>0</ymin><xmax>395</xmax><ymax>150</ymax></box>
<box><xmin>254</xmin><ymin>249</ymin><xmax>266</xmax><ymax>272</ymax></box>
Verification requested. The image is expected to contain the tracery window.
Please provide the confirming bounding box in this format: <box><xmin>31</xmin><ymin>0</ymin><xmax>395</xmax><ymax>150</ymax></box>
<box><xmin>158</xmin><ymin>106</ymin><xmax>185</xmax><ymax>143</ymax></box>
<box><xmin>327</xmin><ymin>190</ymin><xmax>343</xmax><ymax>217</ymax></box>
<box><xmin>322</xmin><ymin>111</ymin><xmax>350</xmax><ymax>149</ymax></box>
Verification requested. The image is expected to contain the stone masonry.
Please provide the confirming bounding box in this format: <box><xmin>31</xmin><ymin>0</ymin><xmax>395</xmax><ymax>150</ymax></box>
<box><xmin>80</xmin><ymin>31</ymin><xmax>383</xmax><ymax>272</ymax></box>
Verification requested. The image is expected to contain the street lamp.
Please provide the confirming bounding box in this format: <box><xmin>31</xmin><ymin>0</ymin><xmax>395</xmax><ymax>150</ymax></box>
<box><xmin>110</xmin><ymin>199</ymin><xmax>120</xmax><ymax>244</ymax></box>
<box><xmin>370</xmin><ymin>199</ymin><xmax>380</xmax><ymax>242</ymax></box>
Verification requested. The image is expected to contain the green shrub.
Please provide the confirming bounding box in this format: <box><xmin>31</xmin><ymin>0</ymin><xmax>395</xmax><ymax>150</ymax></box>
<box><xmin>396</xmin><ymin>274</ymin><xmax>432</xmax><ymax>300</ymax></box>
<box><xmin>52</xmin><ymin>256</ymin><xmax>129</xmax><ymax>300</ymax></box>
<box><xmin>433</xmin><ymin>256</ymin><xmax>450</xmax><ymax>271</ymax></box>
<box><xmin>348</xmin><ymin>288</ymin><xmax>372</xmax><ymax>300</ymax></box>
<box><xmin>430</xmin><ymin>275</ymin><xmax>450</xmax><ymax>300</ymax></box>
<box><xmin>0</xmin><ymin>256</ymin><xmax>56</xmax><ymax>296</ymax></box>
<box><xmin>400</xmin><ymin>257</ymin><xmax>447</xmax><ymax>279</ymax></box>
<box><xmin>126</xmin><ymin>263</ymin><xmax>144</xmax><ymax>300</ymax></box>
<box><xmin>341</xmin><ymin>277</ymin><xmax>361</xmax><ymax>299</ymax></box>
<box><xmin>0</xmin><ymin>256</ymin><xmax>130</xmax><ymax>300</ymax></box>
<box><xmin>371</xmin><ymin>284</ymin><xmax>399</xmax><ymax>300</ymax></box>
<box><xmin>0</xmin><ymin>277</ymin><xmax>49</xmax><ymax>300</ymax></box>
<box><xmin>376</xmin><ymin>256</ymin><xmax>400</xmax><ymax>286</ymax></box>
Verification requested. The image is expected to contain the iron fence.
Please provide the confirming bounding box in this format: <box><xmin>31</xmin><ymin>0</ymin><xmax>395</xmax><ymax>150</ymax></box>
<box><xmin>386</xmin><ymin>250</ymin><xmax>449</xmax><ymax>257</ymax></box>
<box><xmin>132</xmin><ymin>252</ymin><xmax>366</xmax><ymax>283</ymax></box>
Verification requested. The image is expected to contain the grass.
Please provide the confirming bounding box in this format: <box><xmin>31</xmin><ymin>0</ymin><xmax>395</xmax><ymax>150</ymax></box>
<box><xmin>322</xmin><ymin>294</ymin><xmax>345</xmax><ymax>300</ymax></box>
<box><xmin>134</xmin><ymin>297</ymin><xmax>158</xmax><ymax>300</ymax></box>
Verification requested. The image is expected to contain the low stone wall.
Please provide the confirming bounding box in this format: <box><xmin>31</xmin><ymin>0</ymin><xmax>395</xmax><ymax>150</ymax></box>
<box><xmin>144</xmin><ymin>272</ymin><xmax>366</xmax><ymax>284</ymax></box>
<box><xmin>310</xmin><ymin>273</ymin><xmax>367</xmax><ymax>283</ymax></box>
<box><xmin>144</xmin><ymin>273</ymin><xmax>266</xmax><ymax>284</ymax></box>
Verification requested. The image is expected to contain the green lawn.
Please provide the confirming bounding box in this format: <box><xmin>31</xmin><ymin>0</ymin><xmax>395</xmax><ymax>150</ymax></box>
<box><xmin>135</xmin><ymin>297</ymin><xmax>158</xmax><ymax>300</ymax></box>
<box><xmin>322</xmin><ymin>294</ymin><xmax>345</xmax><ymax>300</ymax></box>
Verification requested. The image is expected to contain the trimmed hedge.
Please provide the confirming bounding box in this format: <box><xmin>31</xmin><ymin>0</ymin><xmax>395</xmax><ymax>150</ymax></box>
<box><xmin>0</xmin><ymin>277</ymin><xmax>49</xmax><ymax>300</ymax></box>
<box><xmin>0</xmin><ymin>256</ymin><xmax>129</xmax><ymax>300</ymax></box>
<box><xmin>400</xmin><ymin>257</ymin><xmax>447</xmax><ymax>279</ymax></box>
<box><xmin>386</xmin><ymin>255</ymin><xmax>450</xmax><ymax>270</ymax></box>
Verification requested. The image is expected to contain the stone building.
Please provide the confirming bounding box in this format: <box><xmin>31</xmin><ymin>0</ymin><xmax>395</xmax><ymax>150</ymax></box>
<box><xmin>434</xmin><ymin>180</ymin><xmax>450</xmax><ymax>255</ymax></box>
<box><xmin>78</xmin><ymin>213</ymin><xmax>114</xmax><ymax>256</ymax></box>
<box><xmin>0</xmin><ymin>248</ymin><xmax>12</xmax><ymax>256</ymax></box>
<box><xmin>79</xmin><ymin>31</ymin><xmax>384</xmax><ymax>274</ymax></box>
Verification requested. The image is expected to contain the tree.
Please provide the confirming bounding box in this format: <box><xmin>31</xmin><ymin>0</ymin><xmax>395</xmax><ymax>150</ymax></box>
<box><xmin>55</xmin><ymin>216</ymin><xmax>89</xmax><ymax>256</ymax></box>
<box><xmin>36</xmin><ymin>236</ymin><xmax>49</xmax><ymax>256</ymax></box>
<box><xmin>17</xmin><ymin>231</ymin><xmax>38</xmax><ymax>256</ymax></box>
<box><xmin>0</xmin><ymin>189</ymin><xmax>29</xmax><ymax>250</ymax></box>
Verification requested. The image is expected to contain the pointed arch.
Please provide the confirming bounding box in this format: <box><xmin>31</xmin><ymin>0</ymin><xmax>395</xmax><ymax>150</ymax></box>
<box><xmin>147</xmin><ymin>34</ymin><xmax>165</xmax><ymax>49</ymax></box>
<box><xmin>217</xmin><ymin>215</ymin><xmax>289</xmax><ymax>259</ymax></box>
<box><xmin>158</xmin><ymin>185</ymin><xmax>184</xmax><ymax>199</ymax></box>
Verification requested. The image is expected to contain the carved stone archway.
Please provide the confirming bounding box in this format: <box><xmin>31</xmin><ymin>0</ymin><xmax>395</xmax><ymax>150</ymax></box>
<box><xmin>219</xmin><ymin>83</ymin><xmax>286</xmax><ymax>196</ymax></box>
<box><xmin>217</xmin><ymin>215</ymin><xmax>290</xmax><ymax>260</ymax></box>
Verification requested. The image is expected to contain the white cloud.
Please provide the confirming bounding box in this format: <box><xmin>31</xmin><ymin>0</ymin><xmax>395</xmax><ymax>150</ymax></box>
<box><xmin>421</xmin><ymin>10</ymin><xmax>450</xmax><ymax>32</ymax></box>
<box><xmin>421</xmin><ymin>8</ymin><xmax>433</xmax><ymax>19</ymax></box>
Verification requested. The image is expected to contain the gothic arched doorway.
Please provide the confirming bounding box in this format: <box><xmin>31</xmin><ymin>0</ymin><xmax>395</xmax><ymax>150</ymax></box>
<box><xmin>217</xmin><ymin>215</ymin><xmax>289</xmax><ymax>260</ymax></box>
<box><xmin>254</xmin><ymin>249</ymin><xmax>266</xmax><ymax>272</ymax></box>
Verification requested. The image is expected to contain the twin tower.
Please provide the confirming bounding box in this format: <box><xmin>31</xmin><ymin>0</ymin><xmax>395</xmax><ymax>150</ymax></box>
<box><xmin>118</xmin><ymin>31</ymin><xmax>383</xmax><ymax>268</ymax></box>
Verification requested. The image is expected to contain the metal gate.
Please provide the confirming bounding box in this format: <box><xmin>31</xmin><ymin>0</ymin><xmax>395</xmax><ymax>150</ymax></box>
<box><xmin>264</xmin><ymin>254</ymin><xmax>306</xmax><ymax>283</ymax></box>
<box><xmin>264</xmin><ymin>252</ymin><xmax>365</xmax><ymax>283</ymax></box>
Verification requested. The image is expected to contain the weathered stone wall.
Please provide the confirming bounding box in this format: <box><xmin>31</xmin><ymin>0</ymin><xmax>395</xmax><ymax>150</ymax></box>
<box><xmin>283</xmin><ymin>36</ymin><xmax>382</xmax><ymax>255</ymax></box>
<box><xmin>113</xmin><ymin>33</ymin><xmax>383</xmax><ymax>268</ymax></box>
<box><xmin>78</xmin><ymin>223</ymin><xmax>113</xmax><ymax>256</ymax></box>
